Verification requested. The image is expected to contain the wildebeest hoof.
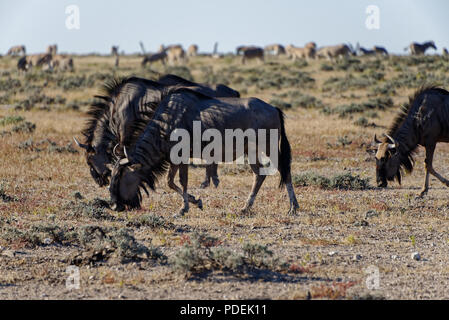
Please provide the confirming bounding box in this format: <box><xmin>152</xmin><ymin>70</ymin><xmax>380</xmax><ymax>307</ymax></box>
<box><xmin>212</xmin><ymin>178</ymin><xmax>220</xmax><ymax>188</ymax></box>
<box><xmin>200</xmin><ymin>181</ymin><xmax>210</xmax><ymax>189</ymax></box>
<box><xmin>111</xmin><ymin>203</ymin><xmax>125</xmax><ymax>212</ymax></box>
<box><xmin>173</xmin><ymin>208</ymin><xmax>188</xmax><ymax>218</ymax></box>
<box><xmin>196</xmin><ymin>199</ymin><xmax>203</xmax><ymax>210</ymax></box>
<box><xmin>288</xmin><ymin>205</ymin><xmax>299</xmax><ymax>216</ymax></box>
<box><xmin>417</xmin><ymin>189</ymin><xmax>428</xmax><ymax>199</ymax></box>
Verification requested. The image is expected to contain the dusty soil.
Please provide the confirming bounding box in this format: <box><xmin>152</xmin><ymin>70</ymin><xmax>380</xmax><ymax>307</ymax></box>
<box><xmin>1</xmin><ymin>54</ymin><xmax>449</xmax><ymax>299</ymax></box>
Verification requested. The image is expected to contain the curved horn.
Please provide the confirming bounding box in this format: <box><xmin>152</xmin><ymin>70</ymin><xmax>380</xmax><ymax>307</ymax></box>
<box><xmin>73</xmin><ymin>137</ymin><xmax>89</xmax><ymax>150</ymax></box>
<box><xmin>113</xmin><ymin>144</ymin><xmax>120</xmax><ymax>158</ymax></box>
<box><xmin>374</xmin><ymin>134</ymin><xmax>381</xmax><ymax>144</ymax></box>
<box><xmin>384</xmin><ymin>134</ymin><xmax>396</xmax><ymax>144</ymax></box>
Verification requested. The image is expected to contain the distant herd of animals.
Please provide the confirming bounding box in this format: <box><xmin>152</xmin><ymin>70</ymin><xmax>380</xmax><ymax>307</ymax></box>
<box><xmin>2</xmin><ymin>41</ymin><xmax>449</xmax><ymax>215</ymax></box>
<box><xmin>2</xmin><ymin>41</ymin><xmax>448</xmax><ymax>73</ymax></box>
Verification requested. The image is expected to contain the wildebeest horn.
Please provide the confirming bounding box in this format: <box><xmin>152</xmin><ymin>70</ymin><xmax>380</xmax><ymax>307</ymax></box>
<box><xmin>124</xmin><ymin>146</ymin><xmax>129</xmax><ymax>160</ymax></box>
<box><xmin>384</xmin><ymin>134</ymin><xmax>398</xmax><ymax>149</ymax></box>
<box><xmin>374</xmin><ymin>134</ymin><xmax>381</xmax><ymax>144</ymax></box>
<box><xmin>73</xmin><ymin>137</ymin><xmax>89</xmax><ymax>150</ymax></box>
<box><xmin>113</xmin><ymin>144</ymin><xmax>120</xmax><ymax>158</ymax></box>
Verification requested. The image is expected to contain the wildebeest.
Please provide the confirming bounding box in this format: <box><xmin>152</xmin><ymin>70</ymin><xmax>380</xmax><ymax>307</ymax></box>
<box><xmin>358</xmin><ymin>47</ymin><xmax>375</xmax><ymax>56</ymax></box>
<box><xmin>238</xmin><ymin>47</ymin><xmax>264</xmax><ymax>64</ymax></box>
<box><xmin>141</xmin><ymin>52</ymin><xmax>167</xmax><ymax>67</ymax></box>
<box><xmin>373</xmin><ymin>86</ymin><xmax>449</xmax><ymax>197</ymax></box>
<box><xmin>264</xmin><ymin>44</ymin><xmax>286</xmax><ymax>56</ymax></box>
<box><xmin>443</xmin><ymin>48</ymin><xmax>448</xmax><ymax>57</ymax></box>
<box><xmin>74</xmin><ymin>75</ymin><xmax>240</xmax><ymax>192</ymax></box>
<box><xmin>108</xmin><ymin>88</ymin><xmax>299</xmax><ymax>216</ymax></box>
<box><xmin>17</xmin><ymin>56</ymin><xmax>28</xmax><ymax>73</ymax></box>
<box><xmin>7</xmin><ymin>45</ymin><xmax>26</xmax><ymax>56</ymax></box>
<box><xmin>46</xmin><ymin>44</ymin><xmax>57</xmax><ymax>56</ymax></box>
<box><xmin>316</xmin><ymin>44</ymin><xmax>354</xmax><ymax>60</ymax></box>
<box><xmin>286</xmin><ymin>44</ymin><xmax>316</xmax><ymax>61</ymax></box>
<box><xmin>187</xmin><ymin>44</ymin><xmax>198</xmax><ymax>57</ymax></box>
<box><xmin>406</xmin><ymin>41</ymin><xmax>437</xmax><ymax>55</ymax></box>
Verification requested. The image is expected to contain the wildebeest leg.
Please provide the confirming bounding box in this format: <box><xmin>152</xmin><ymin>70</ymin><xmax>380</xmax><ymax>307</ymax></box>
<box><xmin>211</xmin><ymin>163</ymin><xmax>219</xmax><ymax>187</ymax></box>
<box><xmin>241</xmin><ymin>164</ymin><xmax>266</xmax><ymax>214</ymax></box>
<box><xmin>424</xmin><ymin>144</ymin><xmax>449</xmax><ymax>191</ymax></box>
<box><xmin>167</xmin><ymin>164</ymin><xmax>202</xmax><ymax>209</ymax></box>
<box><xmin>174</xmin><ymin>164</ymin><xmax>191</xmax><ymax>217</ymax></box>
<box><xmin>200</xmin><ymin>166</ymin><xmax>211</xmax><ymax>188</ymax></box>
<box><xmin>284</xmin><ymin>174</ymin><xmax>300</xmax><ymax>215</ymax></box>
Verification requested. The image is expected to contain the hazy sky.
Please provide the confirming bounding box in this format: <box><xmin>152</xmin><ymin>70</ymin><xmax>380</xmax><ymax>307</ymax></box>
<box><xmin>1</xmin><ymin>0</ymin><xmax>447</xmax><ymax>55</ymax></box>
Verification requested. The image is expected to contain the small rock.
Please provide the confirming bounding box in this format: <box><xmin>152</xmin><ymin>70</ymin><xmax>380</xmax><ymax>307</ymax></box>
<box><xmin>354</xmin><ymin>220</ymin><xmax>369</xmax><ymax>227</ymax></box>
<box><xmin>353</xmin><ymin>254</ymin><xmax>362</xmax><ymax>261</ymax></box>
<box><xmin>328</xmin><ymin>251</ymin><xmax>338</xmax><ymax>256</ymax></box>
<box><xmin>73</xmin><ymin>192</ymin><xmax>83</xmax><ymax>200</ymax></box>
<box><xmin>2</xmin><ymin>250</ymin><xmax>16</xmax><ymax>258</ymax></box>
<box><xmin>411</xmin><ymin>252</ymin><xmax>421</xmax><ymax>261</ymax></box>
<box><xmin>89</xmin><ymin>276</ymin><xmax>94</xmax><ymax>280</ymax></box>
<box><xmin>41</xmin><ymin>293</ymin><xmax>48</xmax><ymax>298</ymax></box>
<box><xmin>118</xmin><ymin>294</ymin><xmax>126</xmax><ymax>299</ymax></box>
<box><xmin>43</xmin><ymin>238</ymin><xmax>52</xmax><ymax>245</ymax></box>
<box><xmin>365</xmin><ymin>210</ymin><xmax>379</xmax><ymax>219</ymax></box>
<box><xmin>391</xmin><ymin>255</ymin><xmax>399</xmax><ymax>260</ymax></box>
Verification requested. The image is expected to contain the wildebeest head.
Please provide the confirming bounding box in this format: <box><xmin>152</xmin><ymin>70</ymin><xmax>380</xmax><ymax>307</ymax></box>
<box><xmin>109</xmin><ymin>154</ymin><xmax>144</xmax><ymax>211</ymax></box>
<box><xmin>73</xmin><ymin>137</ymin><xmax>111</xmax><ymax>187</ymax></box>
<box><xmin>374</xmin><ymin>134</ymin><xmax>401</xmax><ymax>188</ymax></box>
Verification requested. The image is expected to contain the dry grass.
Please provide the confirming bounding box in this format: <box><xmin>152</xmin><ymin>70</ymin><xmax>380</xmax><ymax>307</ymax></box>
<box><xmin>1</xmin><ymin>54</ymin><xmax>449</xmax><ymax>299</ymax></box>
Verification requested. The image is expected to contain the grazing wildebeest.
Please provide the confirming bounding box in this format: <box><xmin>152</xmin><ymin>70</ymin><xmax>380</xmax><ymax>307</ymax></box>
<box><xmin>108</xmin><ymin>88</ymin><xmax>299</xmax><ymax>216</ymax></box>
<box><xmin>158</xmin><ymin>74</ymin><xmax>240</xmax><ymax>188</ymax></box>
<box><xmin>373</xmin><ymin>86</ymin><xmax>449</xmax><ymax>197</ymax></box>
<box><xmin>443</xmin><ymin>48</ymin><xmax>448</xmax><ymax>57</ymax></box>
<box><xmin>316</xmin><ymin>44</ymin><xmax>354</xmax><ymax>60</ymax></box>
<box><xmin>187</xmin><ymin>44</ymin><xmax>198</xmax><ymax>57</ymax></box>
<box><xmin>406</xmin><ymin>41</ymin><xmax>437</xmax><ymax>55</ymax></box>
<box><xmin>7</xmin><ymin>45</ymin><xmax>26</xmax><ymax>56</ymax></box>
<box><xmin>74</xmin><ymin>75</ymin><xmax>240</xmax><ymax>191</ymax></box>
<box><xmin>239</xmin><ymin>47</ymin><xmax>264</xmax><ymax>64</ymax></box>
<box><xmin>141</xmin><ymin>52</ymin><xmax>167</xmax><ymax>67</ymax></box>
<box><xmin>286</xmin><ymin>44</ymin><xmax>316</xmax><ymax>61</ymax></box>
<box><xmin>46</xmin><ymin>44</ymin><xmax>57</xmax><ymax>56</ymax></box>
<box><xmin>17</xmin><ymin>56</ymin><xmax>28</xmax><ymax>73</ymax></box>
<box><xmin>373</xmin><ymin>46</ymin><xmax>388</xmax><ymax>56</ymax></box>
<box><xmin>264</xmin><ymin>44</ymin><xmax>286</xmax><ymax>56</ymax></box>
<box><xmin>52</xmin><ymin>55</ymin><xmax>74</xmax><ymax>72</ymax></box>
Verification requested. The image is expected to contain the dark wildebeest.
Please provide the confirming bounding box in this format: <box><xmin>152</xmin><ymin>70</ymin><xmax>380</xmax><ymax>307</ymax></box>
<box><xmin>373</xmin><ymin>86</ymin><xmax>449</xmax><ymax>197</ymax></box>
<box><xmin>240</xmin><ymin>47</ymin><xmax>264</xmax><ymax>64</ymax></box>
<box><xmin>141</xmin><ymin>52</ymin><xmax>167</xmax><ymax>67</ymax></box>
<box><xmin>158</xmin><ymin>74</ymin><xmax>240</xmax><ymax>188</ymax></box>
<box><xmin>109</xmin><ymin>88</ymin><xmax>299</xmax><ymax>216</ymax></box>
<box><xmin>406</xmin><ymin>41</ymin><xmax>437</xmax><ymax>55</ymax></box>
<box><xmin>358</xmin><ymin>47</ymin><xmax>375</xmax><ymax>56</ymax></box>
<box><xmin>17</xmin><ymin>56</ymin><xmax>28</xmax><ymax>73</ymax></box>
<box><xmin>46</xmin><ymin>44</ymin><xmax>57</xmax><ymax>56</ymax></box>
<box><xmin>74</xmin><ymin>75</ymin><xmax>240</xmax><ymax>191</ymax></box>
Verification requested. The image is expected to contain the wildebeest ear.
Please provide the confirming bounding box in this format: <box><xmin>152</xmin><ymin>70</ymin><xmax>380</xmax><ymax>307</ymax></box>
<box><xmin>129</xmin><ymin>164</ymin><xmax>142</xmax><ymax>172</ymax></box>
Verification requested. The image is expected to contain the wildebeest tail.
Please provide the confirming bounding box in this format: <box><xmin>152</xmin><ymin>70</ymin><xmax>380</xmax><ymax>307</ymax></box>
<box><xmin>277</xmin><ymin>107</ymin><xmax>291</xmax><ymax>188</ymax></box>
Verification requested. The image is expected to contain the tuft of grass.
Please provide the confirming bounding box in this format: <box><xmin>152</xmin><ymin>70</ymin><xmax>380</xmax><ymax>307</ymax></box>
<box><xmin>293</xmin><ymin>172</ymin><xmax>370</xmax><ymax>190</ymax></box>
<box><xmin>0</xmin><ymin>116</ymin><xmax>24</xmax><ymax>127</ymax></box>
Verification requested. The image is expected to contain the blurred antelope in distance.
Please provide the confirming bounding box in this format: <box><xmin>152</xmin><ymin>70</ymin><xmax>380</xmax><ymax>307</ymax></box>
<box><xmin>187</xmin><ymin>44</ymin><xmax>198</xmax><ymax>57</ymax></box>
<box><xmin>264</xmin><ymin>44</ymin><xmax>286</xmax><ymax>56</ymax></box>
<box><xmin>46</xmin><ymin>44</ymin><xmax>57</xmax><ymax>55</ymax></box>
<box><xmin>285</xmin><ymin>44</ymin><xmax>316</xmax><ymax>61</ymax></box>
<box><xmin>316</xmin><ymin>44</ymin><xmax>354</xmax><ymax>61</ymax></box>
<box><xmin>7</xmin><ymin>45</ymin><xmax>26</xmax><ymax>56</ymax></box>
<box><xmin>405</xmin><ymin>41</ymin><xmax>437</xmax><ymax>55</ymax></box>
